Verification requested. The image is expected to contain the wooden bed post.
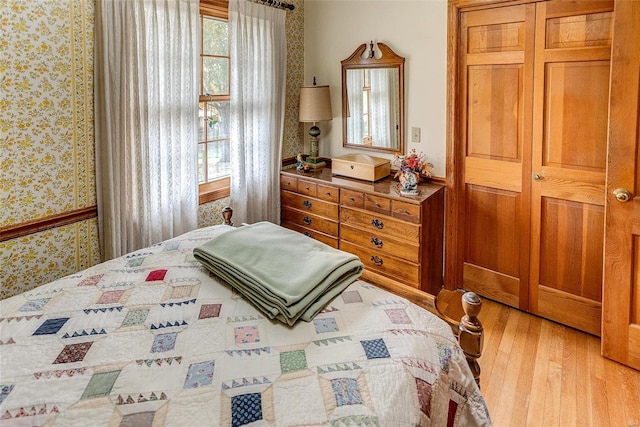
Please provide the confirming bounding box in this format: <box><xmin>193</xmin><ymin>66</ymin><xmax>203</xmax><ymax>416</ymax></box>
<box><xmin>222</xmin><ymin>206</ymin><xmax>233</xmax><ymax>226</ymax></box>
<box><xmin>459</xmin><ymin>292</ymin><xmax>483</xmax><ymax>387</ymax></box>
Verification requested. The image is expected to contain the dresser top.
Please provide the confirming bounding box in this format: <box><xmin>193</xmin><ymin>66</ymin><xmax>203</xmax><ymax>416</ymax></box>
<box><xmin>281</xmin><ymin>167</ymin><xmax>444</xmax><ymax>204</ymax></box>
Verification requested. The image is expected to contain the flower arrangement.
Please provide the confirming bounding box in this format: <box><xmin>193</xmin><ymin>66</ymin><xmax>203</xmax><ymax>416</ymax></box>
<box><xmin>392</xmin><ymin>149</ymin><xmax>433</xmax><ymax>179</ymax></box>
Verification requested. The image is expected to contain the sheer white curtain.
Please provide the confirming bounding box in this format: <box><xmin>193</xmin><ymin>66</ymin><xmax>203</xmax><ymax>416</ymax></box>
<box><xmin>94</xmin><ymin>0</ymin><xmax>199</xmax><ymax>260</ymax></box>
<box><xmin>229</xmin><ymin>0</ymin><xmax>286</xmax><ymax>225</ymax></box>
<box><xmin>370</xmin><ymin>68</ymin><xmax>398</xmax><ymax>148</ymax></box>
<box><xmin>346</xmin><ymin>70</ymin><xmax>364</xmax><ymax>145</ymax></box>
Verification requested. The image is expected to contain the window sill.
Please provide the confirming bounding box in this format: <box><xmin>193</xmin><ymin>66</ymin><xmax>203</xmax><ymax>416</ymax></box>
<box><xmin>199</xmin><ymin>177</ymin><xmax>230</xmax><ymax>205</ymax></box>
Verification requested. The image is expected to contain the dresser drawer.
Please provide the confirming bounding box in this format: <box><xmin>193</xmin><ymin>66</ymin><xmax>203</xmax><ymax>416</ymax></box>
<box><xmin>282</xmin><ymin>222</ymin><xmax>339</xmax><ymax>248</ymax></box>
<box><xmin>282</xmin><ymin>207</ymin><xmax>338</xmax><ymax>237</ymax></box>
<box><xmin>340</xmin><ymin>189</ymin><xmax>364</xmax><ymax>209</ymax></box>
<box><xmin>280</xmin><ymin>175</ymin><xmax>298</xmax><ymax>192</ymax></box>
<box><xmin>391</xmin><ymin>200</ymin><xmax>421</xmax><ymax>224</ymax></box>
<box><xmin>281</xmin><ymin>191</ymin><xmax>338</xmax><ymax>220</ymax></box>
<box><xmin>340</xmin><ymin>207</ymin><xmax>420</xmax><ymax>242</ymax></box>
<box><xmin>297</xmin><ymin>179</ymin><xmax>317</xmax><ymax>197</ymax></box>
<box><xmin>317</xmin><ymin>184</ymin><xmax>339</xmax><ymax>203</ymax></box>
<box><xmin>340</xmin><ymin>240</ymin><xmax>420</xmax><ymax>286</ymax></box>
<box><xmin>340</xmin><ymin>224</ymin><xmax>419</xmax><ymax>263</ymax></box>
<box><xmin>365</xmin><ymin>194</ymin><xmax>391</xmax><ymax>216</ymax></box>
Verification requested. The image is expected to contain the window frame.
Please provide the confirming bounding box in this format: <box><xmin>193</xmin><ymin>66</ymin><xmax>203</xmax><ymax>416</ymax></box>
<box><xmin>199</xmin><ymin>0</ymin><xmax>230</xmax><ymax>204</ymax></box>
<box><xmin>361</xmin><ymin>69</ymin><xmax>372</xmax><ymax>145</ymax></box>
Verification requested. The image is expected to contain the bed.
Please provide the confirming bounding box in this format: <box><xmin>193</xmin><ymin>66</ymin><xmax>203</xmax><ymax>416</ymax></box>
<box><xmin>0</xmin><ymin>214</ymin><xmax>491</xmax><ymax>426</ymax></box>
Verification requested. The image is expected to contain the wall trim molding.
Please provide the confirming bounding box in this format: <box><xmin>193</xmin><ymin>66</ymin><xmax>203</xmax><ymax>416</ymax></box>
<box><xmin>0</xmin><ymin>206</ymin><xmax>98</xmax><ymax>242</ymax></box>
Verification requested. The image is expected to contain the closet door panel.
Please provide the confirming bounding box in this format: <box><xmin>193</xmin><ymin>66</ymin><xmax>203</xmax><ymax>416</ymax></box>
<box><xmin>467</xmin><ymin>65</ymin><xmax>521</xmax><ymax>161</ymax></box>
<box><xmin>458</xmin><ymin>3</ymin><xmax>535</xmax><ymax>309</ymax></box>
<box><xmin>463</xmin><ymin>184</ymin><xmax>522</xmax><ymax>307</ymax></box>
<box><xmin>538</xmin><ymin>198</ymin><xmax>604</xmax><ymax>301</ymax></box>
<box><xmin>466</xmin><ymin>9</ymin><xmax>526</xmax><ymax>54</ymax></box>
<box><xmin>530</xmin><ymin>1</ymin><xmax>613</xmax><ymax>335</ymax></box>
<box><xmin>465</xmin><ymin>185</ymin><xmax>521</xmax><ymax>278</ymax></box>
<box><xmin>465</xmin><ymin>64</ymin><xmax>523</xmax><ymax>193</ymax></box>
<box><xmin>543</xmin><ymin>4</ymin><xmax>613</xmax><ymax>49</ymax></box>
<box><xmin>543</xmin><ymin>61</ymin><xmax>610</xmax><ymax>172</ymax></box>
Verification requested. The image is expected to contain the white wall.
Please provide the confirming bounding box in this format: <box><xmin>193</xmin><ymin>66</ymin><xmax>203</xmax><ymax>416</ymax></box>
<box><xmin>304</xmin><ymin>0</ymin><xmax>447</xmax><ymax>177</ymax></box>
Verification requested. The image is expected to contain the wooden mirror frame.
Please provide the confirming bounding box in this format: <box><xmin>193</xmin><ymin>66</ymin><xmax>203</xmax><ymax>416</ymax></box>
<box><xmin>341</xmin><ymin>42</ymin><xmax>405</xmax><ymax>154</ymax></box>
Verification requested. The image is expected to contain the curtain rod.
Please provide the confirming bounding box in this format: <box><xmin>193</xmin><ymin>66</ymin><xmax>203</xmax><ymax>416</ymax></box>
<box><xmin>253</xmin><ymin>0</ymin><xmax>295</xmax><ymax>11</ymax></box>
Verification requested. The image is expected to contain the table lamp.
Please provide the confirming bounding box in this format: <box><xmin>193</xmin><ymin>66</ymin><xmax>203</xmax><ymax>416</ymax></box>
<box><xmin>299</xmin><ymin>78</ymin><xmax>332</xmax><ymax>169</ymax></box>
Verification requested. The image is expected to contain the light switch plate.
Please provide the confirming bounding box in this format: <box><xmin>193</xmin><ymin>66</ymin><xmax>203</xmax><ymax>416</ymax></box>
<box><xmin>411</xmin><ymin>127</ymin><xmax>421</xmax><ymax>142</ymax></box>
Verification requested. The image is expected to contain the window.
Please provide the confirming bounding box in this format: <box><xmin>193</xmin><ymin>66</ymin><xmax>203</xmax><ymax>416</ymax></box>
<box><xmin>199</xmin><ymin>2</ymin><xmax>230</xmax><ymax>203</ymax></box>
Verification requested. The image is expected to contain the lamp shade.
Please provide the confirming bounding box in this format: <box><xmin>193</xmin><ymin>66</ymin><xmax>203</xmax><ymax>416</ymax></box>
<box><xmin>299</xmin><ymin>85</ymin><xmax>332</xmax><ymax>122</ymax></box>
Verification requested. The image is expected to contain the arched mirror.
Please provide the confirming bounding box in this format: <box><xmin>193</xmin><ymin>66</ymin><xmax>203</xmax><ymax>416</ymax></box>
<box><xmin>341</xmin><ymin>42</ymin><xmax>404</xmax><ymax>154</ymax></box>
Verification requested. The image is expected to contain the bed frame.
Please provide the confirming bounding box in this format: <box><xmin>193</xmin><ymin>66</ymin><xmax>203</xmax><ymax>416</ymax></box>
<box><xmin>220</xmin><ymin>206</ymin><xmax>484</xmax><ymax>386</ymax></box>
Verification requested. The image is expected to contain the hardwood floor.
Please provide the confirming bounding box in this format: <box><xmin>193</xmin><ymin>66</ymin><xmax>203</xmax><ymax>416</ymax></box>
<box><xmin>477</xmin><ymin>297</ymin><xmax>640</xmax><ymax>426</ymax></box>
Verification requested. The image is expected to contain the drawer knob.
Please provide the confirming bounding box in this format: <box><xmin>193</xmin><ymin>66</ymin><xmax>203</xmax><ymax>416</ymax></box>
<box><xmin>325</xmin><ymin>192</ymin><xmax>332</xmax><ymax>196</ymax></box>
<box><xmin>401</xmin><ymin>209</ymin><xmax>409</xmax><ymax>215</ymax></box>
<box><xmin>303</xmin><ymin>216</ymin><xmax>312</xmax><ymax>225</ymax></box>
<box><xmin>303</xmin><ymin>200</ymin><xmax>312</xmax><ymax>209</ymax></box>
<box><xmin>349</xmin><ymin>197</ymin><xmax>355</xmax><ymax>202</ymax></box>
<box><xmin>375</xmin><ymin>203</ymin><xmax>381</xmax><ymax>208</ymax></box>
<box><xmin>370</xmin><ymin>255</ymin><xmax>383</xmax><ymax>266</ymax></box>
<box><xmin>305</xmin><ymin>187</ymin><xmax>311</xmax><ymax>191</ymax></box>
<box><xmin>370</xmin><ymin>237</ymin><xmax>383</xmax><ymax>248</ymax></box>
<box><xmin>371</xmin><ymin>219</ymin><xmax>384</xmax><ymax>229</ymax></box>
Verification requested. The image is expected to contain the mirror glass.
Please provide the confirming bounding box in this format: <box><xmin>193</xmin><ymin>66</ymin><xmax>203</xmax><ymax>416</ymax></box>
<box><xmin>342</xmin><ymin>42</ymin><xmax>404</xmax><ymax>154</ymax></box>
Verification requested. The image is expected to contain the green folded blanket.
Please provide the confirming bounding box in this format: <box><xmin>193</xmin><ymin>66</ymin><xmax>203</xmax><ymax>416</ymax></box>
<box><xmin>193</xmin><ymin>222</ymin><xmax>364</xmax><ymax>325</ymax></box>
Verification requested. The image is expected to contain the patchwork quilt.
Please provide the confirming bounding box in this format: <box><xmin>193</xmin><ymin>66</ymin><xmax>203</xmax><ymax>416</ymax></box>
<box><xmin>0</xmin><ymin>225</ymin><xmax>491</xmax><ymax>426</ymax></box>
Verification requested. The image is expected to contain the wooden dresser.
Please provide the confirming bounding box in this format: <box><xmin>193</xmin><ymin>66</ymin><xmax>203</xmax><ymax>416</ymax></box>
<box><xmin>280</xmin><ymin>168</ymin><xmax>445</xmax><ymax>297</ymax></box>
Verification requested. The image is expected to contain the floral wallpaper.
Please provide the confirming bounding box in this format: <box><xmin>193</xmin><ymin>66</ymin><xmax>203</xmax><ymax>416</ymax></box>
<box><xmin>1</xmin><ymin>0</ymin><xmax>305</xmax><ymax>299</ymax></box>
<box><xmin>282</xmin><ymin>0</ymin><xmax>305</xmax><ymax>159</ymax></box>
<box><xmin>1</xmin><ymin>0</ymin><xmax>100</xmax><ymax>299</ymax></box>
<box><xmin>1</xmin><ymin>0</ymin><xmax>96</xmax><ymax>226</ymax></box>
<box><xmin>0</xmin><ymin>220</ymin><xmax>100</xmax><ymax>300</ymax></box>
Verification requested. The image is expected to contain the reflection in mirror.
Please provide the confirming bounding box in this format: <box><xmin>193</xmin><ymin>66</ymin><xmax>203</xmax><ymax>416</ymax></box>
<box><xmin>341</xmin><ymin>42</ymin><xmax>404</xmax><ymax>154</ymax></box>
<box><xmin>345</xmin><ymin>68</ymin><xmax>400</xmax><ymax>149</ymax></box>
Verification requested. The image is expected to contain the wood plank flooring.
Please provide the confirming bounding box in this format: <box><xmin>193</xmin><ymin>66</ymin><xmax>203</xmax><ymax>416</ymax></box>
<box><xmin>477</xmin><ymin>297</ymin><xmax>640</xmax><ymax>426</ymax></box>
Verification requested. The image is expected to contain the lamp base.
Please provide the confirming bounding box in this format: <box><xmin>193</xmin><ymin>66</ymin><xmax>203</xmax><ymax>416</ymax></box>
<box><xmin>304</xmin><ymin>156</ymin><xmax>326</xmax><ymax>169</ymax></box>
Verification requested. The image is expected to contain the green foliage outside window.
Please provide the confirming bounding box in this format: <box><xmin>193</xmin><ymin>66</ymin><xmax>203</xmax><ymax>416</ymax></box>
<box><xmin>199</xmin><ymin>16</ymin><xmax>231</xmax><ymax>184</ymax></box>
<box><xmin>202</xmin><ymin>17</ymin><xmax>229</xmax><ymax>96</ymax></box>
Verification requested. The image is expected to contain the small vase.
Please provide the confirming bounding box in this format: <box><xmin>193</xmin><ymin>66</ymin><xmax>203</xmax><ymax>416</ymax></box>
<box><xmin>399</xmin><ymin>171</ymin><xmax>419</xmax><ymax>196</ymax></box>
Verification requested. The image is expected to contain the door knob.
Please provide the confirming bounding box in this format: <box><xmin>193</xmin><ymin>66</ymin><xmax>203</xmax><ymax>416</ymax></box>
<box><xmin>533</xmin><ymin>173</ymin><xmax>542</xmax><ymax>181</ymax></box>
<box><xmin>613</xmin><ymin>188</ymin><xmax>632</xmax><ymax>202</ymax></box>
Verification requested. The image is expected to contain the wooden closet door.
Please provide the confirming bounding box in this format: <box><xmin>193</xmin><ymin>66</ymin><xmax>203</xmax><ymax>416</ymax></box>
<box><xmin>457</xmin><ymin>4</ymin><xmax>535</xmax><ymax>309</ymax></box>
<box><xmin>602</xmin><ymin>0</ymin><xmax>640</xmax><ymax>370</ymax></box>
<box><xmin>529</xmin><ymin>1</ymin><xmax>614</xmax><ymax>336</ymax></box>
